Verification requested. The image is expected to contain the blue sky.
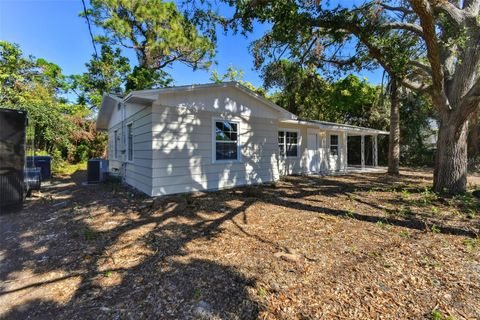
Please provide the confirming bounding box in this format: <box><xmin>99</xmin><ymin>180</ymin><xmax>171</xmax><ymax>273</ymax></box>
<box><xmin>0</xmin><ymin>0</ymin><xmax>383</xmax><ymax>90</ymax></box>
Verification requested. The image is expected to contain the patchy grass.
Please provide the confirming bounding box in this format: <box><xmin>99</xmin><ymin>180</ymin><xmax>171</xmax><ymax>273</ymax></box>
<box><xmin>53</xmin><ymin>161</ymin><xmax>87</xmax><ymax>176</ymax></box>
<box><xmin>0</xmin><ymin>168</ymin><xmax>479</xmax><ymax>319</ymax></box>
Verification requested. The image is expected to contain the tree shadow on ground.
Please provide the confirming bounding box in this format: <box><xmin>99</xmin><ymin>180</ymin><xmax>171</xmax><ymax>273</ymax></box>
<box><xmin>0</xmin><ymin>169</ymin><xmax>478</xmax><ymax>319</ymax></box>
<box><xmin>0</xmin><ymin>170</ymin><xmax>263</xmax><ymax>319</ymax></box>
<box><xmin>3</xmin><ymin>258</ymin><xmax>259</xmax><ymax>320</ymax></box>
<box><xmin>254</xmin><ymin>173</ymin><xmax>479</xmax><ymax>238</ymax></box>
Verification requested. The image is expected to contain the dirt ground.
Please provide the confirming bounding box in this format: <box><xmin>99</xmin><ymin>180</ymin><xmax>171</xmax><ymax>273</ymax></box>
<box><xmin>0</xmin><ymin>169</ymin><xmax>479</xmax><ymax>320</ymax></box>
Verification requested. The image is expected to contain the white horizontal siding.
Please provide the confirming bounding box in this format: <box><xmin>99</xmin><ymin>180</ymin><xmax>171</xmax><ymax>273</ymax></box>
<box><xmin>148</xmin><ymin>142</ymin><xmax>279</xmax><ymax>154</ymax></box>
<box><xmin>278</xmin><ymin>123</ymin><xmax>309</xmax><ymax>175</ymax></box>
<box><xmin>106</xmin><ymin>105</ymin><xmax>153</xmax><ymax>195</ymax></box>
<box><xmin>152</xmin><ymin>174</ymin><xmax>275</xmax><ymax>196</ymax></box>
<box><xmin>125</xmin><ymin>107</ymin><xmax>153</xmax><ymax>195</ymax></box>
<box><xmin>276</xmin><ymin>124</ymin><xmax>348</xmax><ymax>175</ymax></box>
<box><xmin>153</xmin><ymin>86</ymin><xmax>281</xmax><ymax>119</ymax></box>
<box><xmin>150</xmin><ymin>160</ymin><xmax>279</xmax><ymax>177</ymax></box>
<box><xmin>150</xmin><ymin>105</ymin><xmax>280</xmax><ymax>196</ymax></box>
<box><xmin>152</xmin><ymin>169</ymin><xmax>277</xmax><ymax>188</ymax></box>
<box><xmin>104</xmin><ymin>86</ymin><xmax>356</xmax><ymax>197</ymax></box>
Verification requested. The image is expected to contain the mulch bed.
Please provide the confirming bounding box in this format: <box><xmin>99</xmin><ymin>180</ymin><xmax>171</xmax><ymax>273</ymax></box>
<box><xmin>0</xmin><ymin>169</ymin><xmax>479</xmax><ymax>319</ymax></box>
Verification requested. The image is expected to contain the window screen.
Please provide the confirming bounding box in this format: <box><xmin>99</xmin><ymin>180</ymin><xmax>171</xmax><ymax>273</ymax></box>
<box><xmin>278</xmin><ymin>131</ymin><xmax>285</xmax><ymax>157</ymax></box>
<box><xmin>114</xmin><ymin>129</ymin><xmax>119</xmax><ymax>159</ymax></box>
<box><xmin>330</xmin><ymin>134</ymin><xmax>339</xmax><ymax>156</ymax></box>
<box><xmin>278</xmin><ymin>131</ymin><xmax>298</xmax><ymax>157</ymax></box>
<box><xmin>215</xmin><ymin>120</ymin><xmax>239</xmax><ymax>161</ymax></box>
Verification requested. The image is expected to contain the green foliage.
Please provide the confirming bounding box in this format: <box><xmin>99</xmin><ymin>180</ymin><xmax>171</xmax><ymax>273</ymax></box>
<box><xmin>221</xmin><ymin>0</ymin><xmax>443</xmax><ymax>170</ymax></box>
<box><xmin>431</xmin><ymin>224</ymin><xmax>441</xmax><ymax>234</ymax></box>
<box><xmin>263</xmin><ymin>60</ymin><xmax>388</xmax><ymax>130</ymax></box>
<box><xmin>83</xmin><ymin>227</ymin><xmax>95</xmax><ymax>240</ymax></box>
<box><xmin>399</xmin><ymin>92</ymin><xmax>437</xmax><ymax>166</ymax></box>
<box><xmin>431</xmin><ymin>309</ymin><xmax>455</xmax><ymax>320</ymax></box>
<box><xmin>70</xmin><ymin>44</ymin><xmax>130</xmax><ymax>110</ymax></box>
<box><xmin>257</xmin><ymin>287</ymin><xmax>268</xmax><ymax>297</ymax></box>
<box><xmin>376</xmin><ymin>220</ymin><xmax>391</xmax><ymax>230</ymax></box>
<box><xmin>0</xmin><ymin>41</ymin><xmax>107</xmax><ymax>165</ymax></box>
<box><xmin>263</xmin><ymin>60</ymin><xmax>333</xmax><ymax>118</ymax></box>
<box><xmin>344</xmin><ymin>210</ymin><xmax>355</xmax><ymax>219</ymax></box>
<box><xmin>398</xmin><ymin>231</ymin><xmax>410</xmax><ymax>239</ymax></box>
<box><xmin>421</xmin><ymin>187</ymin><xmax>438</xmax><ymax>205</ymax></box>
<box><xmin>210</xmin><ymin>65</ymin><xmax>266</xmax><ymax>96</ymax></box>
<box><xmin>395</xmin><ymin>205</ymin><xmax>413</xmax><ymax>217</ymax></box>
<box><xmin>328</xmin><ymin>75</ymin><xmax>387</xmax><ymax>129</ymax></box>
<box><xmin>192</xmin><ymin>288</ymin><xmax>202</xmax><ymax>300</ymax></box>
<box><xmin>466</xmin><ymin>209</ymin><xmax>476</xmax><ymax>219</ymax></box>
<box><xmin>125</xmin><ymin>66</ymin><xmax>172</xmax><ymax>91</ymax></box>
<box><xmin>85</xmin><ymin>0</ymin><xmax>215</xmax><ymax>90</ymax></box>
<box><xmin>1</xmin><ymin>41</ymin><xmax>71</xmax><ymax>154</ymax></box>
<box><xmin>210</xmin><ymin>65</ymin><xmax>245</xmax><ymax>83</ymax></box>
<box><xmin>464</xmin><ymin>238</ymin><xmax>480</xmax><ymax>252</ymax></box>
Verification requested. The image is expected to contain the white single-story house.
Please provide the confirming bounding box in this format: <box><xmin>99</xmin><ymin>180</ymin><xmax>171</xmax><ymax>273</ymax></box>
<box><xmin>96</xmin><ymin>82</ymin><xmax>388</xmax><ymax>196</ymax></box>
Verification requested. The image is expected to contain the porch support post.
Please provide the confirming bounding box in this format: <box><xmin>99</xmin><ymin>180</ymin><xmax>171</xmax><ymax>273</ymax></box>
<box><xmin>373</xmin><ymin>135</ymin><xmax>378</xmax><ymax>167</ymax></box>
<box><xmin>343</xmin><ymin>132</ymin><xmax>348</xmax><ymax>172</ymax></box>
<box><xmin>361</xmin><ymin>134</ymin><xmax>365</xmax><ymax>169</ymax></box>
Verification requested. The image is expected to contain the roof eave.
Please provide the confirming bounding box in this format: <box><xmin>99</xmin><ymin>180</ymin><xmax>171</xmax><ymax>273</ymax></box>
<box><xmin>96</xmin><ymin>94</ymin><xmax>122</xmax><ymax>131</ymax></box>
<box><xmin>122</xmin><ymin>82</ymin><xmax>298</xmax><ymax>120</ymax></box>
<box><xmin>279</xmin><ymin>119</ymin><xmax>389</xmax><ymax>135</ymax></box>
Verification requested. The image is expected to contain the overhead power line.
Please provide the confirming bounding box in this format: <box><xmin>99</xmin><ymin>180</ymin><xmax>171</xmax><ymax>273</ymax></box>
<box><xmin>80</xmin><ymin>0</ymin><xmax>110</xmax><ymax>107</ymax></box>
<box><xmin>81</xmin><ymin>0</ymin><xmax>99</xmax><ymax>61</ymax></box>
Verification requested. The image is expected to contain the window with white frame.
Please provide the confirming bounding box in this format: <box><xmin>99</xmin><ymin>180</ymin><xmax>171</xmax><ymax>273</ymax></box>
<box><xmin>127</xmin><ymin>123</ymin><xmax>133</xmax><ymax>161</ymax></box>
<box><xmin>114</xmin><ymin>129</ymin><xmax>119</xmax><ymax>159</ymax></box>
<box><xmin>214</xmin><ymin>120</ymin><xmax>240</xmax><ymax>161</ymax></box>
<box><xmin>278</xmin><ymin>130</ymin><xmax>299</xmax><ymax>157</ymax></box>
<box><xmin>330</xmin><ymin>134</ymin><xmax>339</xmax><ymax>156</ymax></box>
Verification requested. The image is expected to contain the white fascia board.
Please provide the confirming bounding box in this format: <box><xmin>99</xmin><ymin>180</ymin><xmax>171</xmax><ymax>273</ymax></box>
<box><xmin>123</xmin><ymin>82</ymin><xmax>298</xmax><ymax>120</ymax></box>
<box><xmin>96</xmin><ymin>94</ymin><xmax>123</xmax><ymax>131</ymax></box>
<box><xmin>124</xmin><ymin>91</ymin><xmax>158</xmax><ymax>104</ymax></box>
<box><xmin>279</xmin><ymin>119</ymin><xmax>389</xmax><ymax>135</ymax></box>
<box><xmin>279</xmin><ymin>119</ymin><xmax>318</xmax><ymax>127</ymax></box>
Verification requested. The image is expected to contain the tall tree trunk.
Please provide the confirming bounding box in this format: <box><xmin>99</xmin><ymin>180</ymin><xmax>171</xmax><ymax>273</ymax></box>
<box><xmin>468</xmin><ymin>109</ymin><xmax>479</xmax><ymax>159</ymax></box>
<box><xmin>388</xmin><ymin>78</ymin><xmax>400</xmax><ymax>175</ymax></box>
<box><xmin>433</xmin><ymin>119</ymin><xmax>469</xmax><ymax>194</ymax></box>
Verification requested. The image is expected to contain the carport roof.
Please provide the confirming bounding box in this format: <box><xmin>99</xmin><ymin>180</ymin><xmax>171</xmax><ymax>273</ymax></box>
<box><xmin>280</xmin><ymin>118</ymin><xmax>389</xmax><ymax>135</ymax></box>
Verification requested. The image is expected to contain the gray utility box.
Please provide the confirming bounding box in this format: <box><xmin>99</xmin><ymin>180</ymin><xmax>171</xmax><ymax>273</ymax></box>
<box><xmin>87</xmin><ymin>159</ymin><xmax>109</xmax><ymax>183</ymax></box>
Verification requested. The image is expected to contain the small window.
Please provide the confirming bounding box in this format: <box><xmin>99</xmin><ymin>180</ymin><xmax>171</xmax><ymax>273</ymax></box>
<box><xmin>214</xmin><ymin>120</ymin><xmax>239</xmax><ymax>161</ymax></box>
<box><xmin>330</xmin><ymin>134</ymin><xmax>339</xmax><ymax>156</ymax></box>
<box><xmin>278</xmin><ymin>130</ymin><xmax>299</xmax><ymax>158</ymax></box>
<box><xmin>114</xmin><ymin>129</ymin><xmax>119</xmax><ymax>159</ymax></box>
<box><xmin>127</xmin><ymin>123</ymin><xmax>133</xmax><ymax>161</ymax></box>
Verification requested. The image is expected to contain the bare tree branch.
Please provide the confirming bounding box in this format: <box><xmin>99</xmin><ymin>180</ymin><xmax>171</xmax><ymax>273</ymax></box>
<box><xmin>320</xmin><ymin>56</ymin><xmax>358</xmax><ymax>66</ymax></box>
<box><xmin>409</xmin><ymin>0</ymin><xmax>451</xmax><ymax>111</ymax></box>
<box><xmin>464</xmin><ymin>0</ymin><xmax>480</xmax><ymax>17</ymax></box>
<box><xmin>379</xmin><ymin>22</ymin><xmax>424</xmax><ymax>36</ymax></box>
<box><xmin>299</xmin><ymin>36</ymin><xmax>318</xmax><ymax>64</ymax></box>
<box><xmin>312</xmin><ymin>16</ymin><xmax>431</xmax><ymax>91</ymax></box>
<box><xmin>379</xmin><ymin>3</ymin><xmax>414</xmax><ymax>15</ymax></box>
<box><xmin>408</xmin><ymin>59</ymin><xmax>432</xmax><ymax>75</ymax></box>
<box><xmin>431</xmin><ymin>0</ymin><xmax>465</xmax><ymax>24</ymax></box>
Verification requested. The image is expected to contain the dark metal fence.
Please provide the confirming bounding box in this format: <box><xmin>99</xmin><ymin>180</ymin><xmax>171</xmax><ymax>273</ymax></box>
<box><xmin>0</xmin><ymin>108</ymin><xmax>27</xmax><ymax>213</ymax></box>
